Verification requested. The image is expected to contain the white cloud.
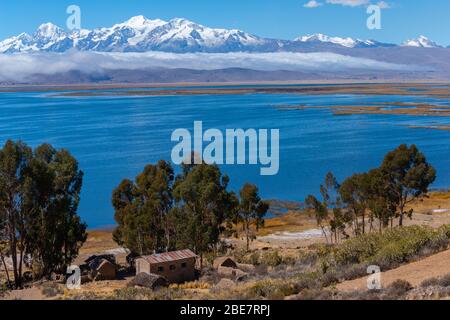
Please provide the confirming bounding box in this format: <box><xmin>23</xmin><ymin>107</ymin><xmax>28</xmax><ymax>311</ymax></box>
<box><xmin>326</xmin><ymin>0</ymin><xmax>370</xmax><ymax>7</ymax></box>
<box><xmin>325</xmin><ymin>0</ymin><xmax>392</xmax><ymax>8</ymax></box>
<box><xmin>0</xmin><ymin>50</ymin><xmax>417</xmax><ymax>82</ymax></box>
<box><xmin>304</xmin><ymin>0</ymin><xmax>323</xmax><ymax>8</ymax></box>
<box><xmin>376</xmin><ymin>1</ymin><xmax>391</xmax><ymax>8</ymax></box>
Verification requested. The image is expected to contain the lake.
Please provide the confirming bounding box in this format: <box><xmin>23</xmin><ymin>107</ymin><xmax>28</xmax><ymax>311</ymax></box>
<box><xmin>1</xmin><ymin>87</ymin><xmax>449</xmax><ymax>228</ymax></box>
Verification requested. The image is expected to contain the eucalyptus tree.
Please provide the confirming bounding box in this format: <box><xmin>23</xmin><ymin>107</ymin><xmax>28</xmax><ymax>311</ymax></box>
<box><xmin>113</xmin><ymin>160</ymin><xmax>174</xmax><ymax>255</ymax></box>
<box><xmin>238</xmin><ymin>183</ymin><xmax>269</xmax><ymax>251</ymax></box>
<box><xmin>380</xmin><ymin>144</ymin><xmax>436</xmax><ymax>226</ymax></box>
<box><xmin>172</xmin><ymin>163</ymin><xmax>237</xmax><ymax>266</ymax></box>
<box><xmin>0</xmin><ymin>140</ymin><xmax>86</xmax><ymax>287</ymax></box>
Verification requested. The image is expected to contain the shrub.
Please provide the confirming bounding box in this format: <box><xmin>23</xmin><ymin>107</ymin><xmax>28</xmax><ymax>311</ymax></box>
<box><xmin>41</xmin><ymin>282</ymin><xmax>64</xmax><ymax>298</ymax></box>
<box><xmin>385</xmin><ymin>280</ymin><xmax>413</xmax><ymax>298</ymax></box>
<box><xmin>249</xmin><ymin>251</ymin><xmax>260</xmax><ymax>265</ymax></box>
<box><xmin>320</xmin><ymin>270</ymin><xmax>339</xmax><ymax>287</ymax></box>
<box><xmin>334</xmin><ymin>263</ymin><xmax>369</xmax><ymax>281</ymax></box>
<box><xmin>292</xmin><ymin>272</ymin><xmax>322</xmax><ymax>291</ymax></box>
<box><xmin>295</xmin><ymin>288</ymin><xmax>334</xmax><ymax>300</ymax></box>
<box><xmin>247</xmin><ymin>279</ymin><xmax>297</xmax><ymax>300</ymax></box>
<box><xmin>341</xmin><ymin>279</ymin><xmax>412</xmax><ymax>301</ymax></box>
<box><xmin>341</xmin><ymin>289</ymin><xmax>382</xmax><ymax>300</ymax></box>
<box><xmin>260</xmin><ymin>250</ymin><xmax>283</xmax><ymax>267</ymax></box>
<box><xmin>297</xmin><ymin>250</ymin><xmax>319</xmax><ymax>266</ymax></box>
<box><xmin>421</xmin><ymin>273</ymin><xmax>450</xmax><ymax>288</ymax></box>
<box><xmin>171</xmin><ymin>281</ymin><xmax>211</xmax><ymax>290</ymax></box>
<box><xmin>232</xmin><ymin>248</ymin><xmax>249</xmax><ymax>264</ymax></box>
<box><xmin>112</xmin><ymin>287</ymin><xmax>185</xmax><ymax>300</ymax></box>
<box><xmin>333</xmin><ymin>225</ymin><xmax>450</xmax><ymax>269</ymax></box>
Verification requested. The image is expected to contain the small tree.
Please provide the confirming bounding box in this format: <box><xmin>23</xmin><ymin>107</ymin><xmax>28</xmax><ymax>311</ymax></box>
<box><xmin>305</xmin><ymin>195</ymin><xmax>329</xmax><ymax>243</ymax></box>
<box><xmin>306</xmin><ymin>172</ymin><xmax>346</xmax><ymax>243</ymax></box>
<box><xmin>380</xmin><ymin>144</ymin><xmax>436</xmax><ymax>226</ymax></box>
<box><xmin>237</xmin><ymin>183</ymin><xmax>269</xmax><ymax>251</ymax></box>
<box><xmin>364</xmin><ymin>168</ymin><xmax>397</xmax><ymax>231</ymax></box>
<box><xmin>113</xmin><ymin>160</ymin><xmax>174</xmax><ymax>255</ymax></box>
<box><xmin>340</xmin><ymin>173</ymin><xmax>369</xmax><ymax>235</ymax></box>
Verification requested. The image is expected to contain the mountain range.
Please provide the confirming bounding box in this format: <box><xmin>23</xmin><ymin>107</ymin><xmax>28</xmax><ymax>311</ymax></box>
<box><xmin>1</xmin><ymin>16</ymin><xmax>450</xmax><ymax>84</ymax></box>
<box><xmin>0</xmin><ymin>15</ymin><xmax>446</xmax><ymax>54</ymax></box>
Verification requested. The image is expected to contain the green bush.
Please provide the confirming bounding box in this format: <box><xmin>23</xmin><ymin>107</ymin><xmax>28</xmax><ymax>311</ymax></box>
<box><xmin>333</xmin><ymin>225</ymin><xmax>450</xmax><ymax>268</ymax></box>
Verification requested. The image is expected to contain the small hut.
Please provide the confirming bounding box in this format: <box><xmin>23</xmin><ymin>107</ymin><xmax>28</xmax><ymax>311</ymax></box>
<box><xmin>84</xmin><ymin>254</ymin><xmax>117</xmax><ymax>281</ymax></box>
<box><xmin>213</xmin><ymin>257</ymin><xmax>237</xmax><ymax>269</ymax></box>
<box><xmin>129</xmin><ymin>273</ymin><xmax>168</xmax><ymax>289</ymax></box>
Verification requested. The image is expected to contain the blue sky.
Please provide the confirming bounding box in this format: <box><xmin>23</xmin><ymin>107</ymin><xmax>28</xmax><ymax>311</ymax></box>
<box><xmin>0</xmin><ymin>0</ymin><xmax>448</xmax><ymax>45</ymax></box>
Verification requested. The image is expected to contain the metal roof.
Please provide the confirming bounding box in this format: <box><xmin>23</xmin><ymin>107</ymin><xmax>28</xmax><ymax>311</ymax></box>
<box><xmin>141</xmin><ymin>249</ymin><xmax>197</xmax><ymax>264</ymax></box>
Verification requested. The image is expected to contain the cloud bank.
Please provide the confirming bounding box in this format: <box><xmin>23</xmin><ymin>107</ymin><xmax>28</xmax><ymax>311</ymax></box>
<box><xmin>0</xmin><ymin>50</ymin><xmax>418</xmax><ymax>82</ymax></box>
<box><xmin>326</xmin><ymin>0</ymin><xmax>370</xmax><ymax>6</ymax></box>
<box><xmin>306</xmin><ymin>0</ymin><xmax>391</xmax><ymax>8</ymax></box>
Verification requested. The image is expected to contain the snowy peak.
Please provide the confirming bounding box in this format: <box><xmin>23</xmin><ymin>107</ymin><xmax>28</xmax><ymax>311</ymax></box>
<box><xmin>0</xmin><ymin>16</ymin><xmax>267</xmax><ymax>53</ymax></box>
<box><xmin>295</xmin><ymin>33</ymin><xmax>359</xmax><ymax>48</ymax></box>
<box><xmin>0</xmin><ymin>17</ymin><xmax>445</xmax><ymax>54</ymax></box>
<box><xmin>117</xmin><ymin>15</ymin><xmax>166</xmax><ymax>30</ymax></box>
<box><xmin>294</xmin><ymin>33</ymin><xmax>391</xmax><ymax>48</ymax></box>
<box><xmin>35</xmin><ymin>23</ymin><xmax>66</xmax><ymax>38</ymax></box>
<box><xmin>402</xmin><ymin>35</ymin><xmax>441</xmax><ymax>48</ymax></box>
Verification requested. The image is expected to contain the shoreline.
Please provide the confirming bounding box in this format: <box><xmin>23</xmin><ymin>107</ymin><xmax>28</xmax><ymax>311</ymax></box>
<box><xmin>86</xmin><ymin>189</ymin><xmax>450</xmax><ymax>233</ymax></box>
<box><xmin>48</xmin><ymin>83</ymin><xmax>450</xmax><ymax>99</ymax></box>
<box><xmin>0</xmin><ymin>81</ymin><xmax>449</xmax><ymax>94</ymax></box>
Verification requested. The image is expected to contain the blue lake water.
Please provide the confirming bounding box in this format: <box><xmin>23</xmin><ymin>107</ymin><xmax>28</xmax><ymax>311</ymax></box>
<box><xmin>1</xmin><ymin>89</ymin><xmax>449</xmax><ymax>228</ymax></box>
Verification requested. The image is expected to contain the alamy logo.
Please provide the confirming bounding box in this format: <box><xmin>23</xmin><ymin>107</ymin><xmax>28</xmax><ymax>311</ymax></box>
<box><xmin>66</xmin><ymin>5</ymin><xmax>81</xmax><ymax>31</ymax></box>
<box><xmin>66</xmin><ymin>265</ymin><xmax>81</xmax><ymax>290</ymax></box>
<box><xmin>367</xmin><ymin>4</ymin><xmax>382</xmax><ymax>30</ymax></box>
<box><xmin>367</xmin><ymin>265</ymin><xmax>382</xmax><ymax>290</ymax></box>
<box><xmin>171</xmin><ymin>121</ymin><xmax>280</xmax><ymax>176</ymax></box>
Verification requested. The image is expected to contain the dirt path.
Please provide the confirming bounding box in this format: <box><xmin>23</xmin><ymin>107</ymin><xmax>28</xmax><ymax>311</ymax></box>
<box><xmin>337</xmin><ymin>249</ymin><xmax>450</xmax><ymax>292</ymax></box>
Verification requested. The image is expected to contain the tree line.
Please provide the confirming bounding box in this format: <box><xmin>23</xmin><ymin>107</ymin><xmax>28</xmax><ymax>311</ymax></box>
<box><xmin>112</xmin><ymin>158</ymin><xmax>269</xmax><ymax>266</ymax></box>
<box><xmin>306</xmin><ymin>144</ymin><xmax>436</xmax><ymax>243</ymax></box>
<box><xmin>0</xmin><ymin>140</ymin><xmax>437</xmax><ymax>288</ymax></box>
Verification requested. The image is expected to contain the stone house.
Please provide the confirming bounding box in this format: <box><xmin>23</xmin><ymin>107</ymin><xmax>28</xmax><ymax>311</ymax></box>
<box><xmin>135</xmin><ymin>249</ymin><xmax>197</xmax><ymax>284</ymax></box>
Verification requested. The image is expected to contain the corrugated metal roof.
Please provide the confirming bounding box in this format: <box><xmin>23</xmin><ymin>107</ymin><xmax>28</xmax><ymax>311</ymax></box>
<box><xmin>141</xmin><ymin>249</ymin><xmax>197</xmax><ymax>264</ymax></box>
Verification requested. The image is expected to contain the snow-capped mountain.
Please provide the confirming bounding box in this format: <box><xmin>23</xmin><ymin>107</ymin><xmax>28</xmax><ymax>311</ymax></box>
<box><xmin>294</xmin><ymin>33</ymin><xmax>394</xmax><ymax>48</ymax></box>
<box><xmin>0</xmin><ymin>15</ymin><xmax>273</xmax><ymax>53</ymax></box>
<box><xmin>0</xmin><ymin>16</ymin><xmax>445</xmax><ymax>54</ymax></box>
<box><xmin>402</xmin><ymin>36</ymin><xmax>441</xmax><ymax>48</ymax></box>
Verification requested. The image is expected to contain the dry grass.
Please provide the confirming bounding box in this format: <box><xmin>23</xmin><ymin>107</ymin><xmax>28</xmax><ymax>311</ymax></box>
<box><xmin>257</xmin><ymin>212</ymin><xmax>316</xmax><ymax>237</ymax></box>
<box><xmin>170</xmin><ymin>281</ymin><xmax>211</xmax><ymax>290</ymax></box>
<box><xmin>79</xmin><ymin>230</ymin><xmax>117</xmax><ymax>254</ymax></box>
<box><xmin>407</xmin><ymin>191</ymin><xmax>450</xmax><ymax>216</ymax></box>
